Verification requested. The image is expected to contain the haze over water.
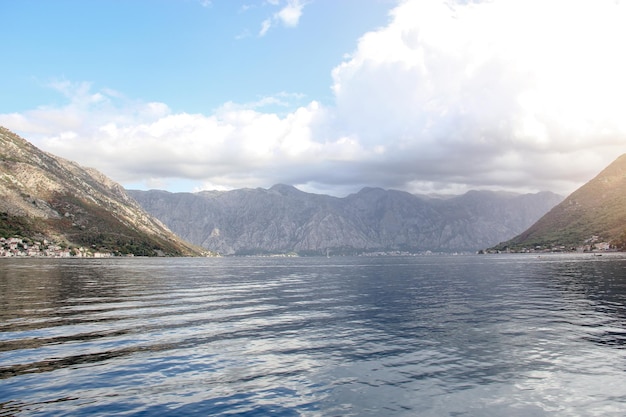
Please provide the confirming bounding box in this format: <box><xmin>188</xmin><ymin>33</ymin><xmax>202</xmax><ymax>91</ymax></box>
<box><xmin>1</xmin><ymin>254</ymin><xmax>626</xmax><ymax>416</ymax></box>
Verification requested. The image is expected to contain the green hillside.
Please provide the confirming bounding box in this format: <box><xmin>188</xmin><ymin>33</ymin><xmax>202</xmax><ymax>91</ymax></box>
<box><xmin>492</xmin><ymin>154</ymin><xmax>626</xmax><ymax>251</ymax></box>
<box><xmin>0</xmin><ymin>126</ymin><xmax>204</xmax><ymax>257</ymax></box>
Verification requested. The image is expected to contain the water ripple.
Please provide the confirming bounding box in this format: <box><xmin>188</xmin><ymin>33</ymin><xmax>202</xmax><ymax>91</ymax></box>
<box><xmin>1</xmin><ymin>255</ymin><xmax>626</xmax><ymax>416</ymax></box>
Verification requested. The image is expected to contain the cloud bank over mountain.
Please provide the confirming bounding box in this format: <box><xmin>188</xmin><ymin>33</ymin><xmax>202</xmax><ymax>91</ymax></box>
<box><xmin>2</xmin><ymin>0</ymin><xmax>625</xmax><ymax>196</ymax></box>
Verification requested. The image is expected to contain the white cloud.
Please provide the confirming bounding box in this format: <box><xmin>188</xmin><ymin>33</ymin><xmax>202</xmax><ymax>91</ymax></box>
<box><xmin>329</xmin><ymin>0</ymin><xmax>626</xmax><ymax>194</ymax></box>
<box><xmin>276</xmin><ymin>0</ymin><xmax>305</xmax><ymax>27</ymax></box>
<box><xmin>0</xmin><ymin>83</ymin><xmax>349</xmax><ymax>191</ymax></box>
<box><xmin>258</xmin><ymin>0</ymin><xmax>306</xmax><ymax>36</ymax></box>
<box><xmin>219</xmin><ymin>92</ymin><xmax>307</xmax><ymax>112</ymax></box>
<box><xmin>259</xmin><ymin>18</ymin><xmax>272</xmax><ymax>37</ymax></box>
<box><xmin>3</xmin><ymin>0</ymin><xmax>626</xmax><ymax>197</ymax></box>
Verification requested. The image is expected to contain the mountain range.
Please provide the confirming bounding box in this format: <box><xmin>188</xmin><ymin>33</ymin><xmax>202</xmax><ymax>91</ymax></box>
<box><xmin>129</xmin><ymin>185</ymin><xmax>563</xmax><ymax>255</ymax></box>
<box><xmin>0</xmin><ymin>127</ymin><xmax>202</xmax><ymax>256</ymax></box>
<box><xmin>4</xmin><ymin>125</ymin><xmax>590</xmax><ymax>257</ymax></box>
<box><xmin>493</xmin><ymin>153</ymin><xmax>626</xmax><ymax>251</ymax></box>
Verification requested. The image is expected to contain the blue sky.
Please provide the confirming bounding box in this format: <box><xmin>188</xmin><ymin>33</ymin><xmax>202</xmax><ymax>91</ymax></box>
<box><xmin>2</xmin><ymin>0</ymin><xmax>391</xmax><ymax>114</ymax></box>
<box><xmin>2</xmin><ymin>0</ymin><xmax>626</xmax><ymax>196</ymax></box>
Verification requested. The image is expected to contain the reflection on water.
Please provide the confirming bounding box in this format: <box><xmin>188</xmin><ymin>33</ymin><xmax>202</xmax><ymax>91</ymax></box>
<box><xmin>1</xmin><ymin>254</ymin><xmax>626</xmax><ymax>416</ymax></box>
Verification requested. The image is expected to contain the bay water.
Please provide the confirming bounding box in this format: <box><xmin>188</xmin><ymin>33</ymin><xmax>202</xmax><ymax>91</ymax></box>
<box><xmin>1</xmin><ymin>254</ymin><xmax>626</xmax><ymax>416</ymax></box>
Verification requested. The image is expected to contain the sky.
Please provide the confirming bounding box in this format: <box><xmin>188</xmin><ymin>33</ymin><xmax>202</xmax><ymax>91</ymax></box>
<box><xmin>2</xmin><ymin>0</ymin><xmax>626</xmax><ymax>197</ymax></box>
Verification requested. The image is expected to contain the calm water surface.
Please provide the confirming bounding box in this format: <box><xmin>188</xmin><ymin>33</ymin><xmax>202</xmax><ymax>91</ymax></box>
<box><xmin>1</xmin><ymin>254</ymin><xmax>626</xmax><ymax>416</ymax></box>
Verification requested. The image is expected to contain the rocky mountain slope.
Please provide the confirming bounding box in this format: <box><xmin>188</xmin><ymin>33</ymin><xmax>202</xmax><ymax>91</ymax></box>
<box><xmin>129</xmin><ymin>184</ymin><xmax>562</xmax><ymax>255</ymax></box>
<box><xmin>0</xmin><ymin>127</ymin><xmax>202</xmax><ymax>256</ymax></box>
<box><xmin>493</xmin><ymin>153</ymin><xmax>626</xmax><ymax>251</ymax></box>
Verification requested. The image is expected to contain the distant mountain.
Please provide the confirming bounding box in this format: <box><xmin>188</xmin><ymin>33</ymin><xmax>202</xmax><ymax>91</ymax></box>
<box><xmin>0</xmin><ymin>127</ymin><xmax>202</xmax><ymax>256</ymax></box>
<box><xmin>493</xmin><ymin>154</ymin><xmax>626</xmax><ymax>251</ymax></box>
<box><xmin>128</xmin><ymin>184</ymin><xmax>562</xmax><ymax>255</ymax></box>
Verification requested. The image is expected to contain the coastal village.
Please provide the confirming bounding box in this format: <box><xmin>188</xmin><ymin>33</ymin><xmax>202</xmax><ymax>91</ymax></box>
<box><xmin>484</xmin><ymin>235</ymin><xmax>613</xmax><ymax>254</ymax></box>
<box><xmin>2</xmin><ymin>234</ymin><xmax>615</xmax><ymax>258</ymax></box>
<box><xmin>0</xmin><ymin>237</ymin><xmax>114</xmax><ymax>258</ymax></box>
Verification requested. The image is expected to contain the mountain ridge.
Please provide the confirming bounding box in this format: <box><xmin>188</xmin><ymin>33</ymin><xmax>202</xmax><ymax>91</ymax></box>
<box><xmin>0</xmin><ymin>126</ymin><xmax>203</xmax><ymax>256</ymax></box>
<box><xmin>0</xmin><ymin>126</ymin><xmax>567</xmax><ymax>257</ymax></box>
<box><xmin>129</xmin><ymin>186</ymin><xmax>563</xmax><ymax>255</ymax></box>
<box><xmin>492</xmin><ymin>153</ymin><xmax>626</xmax><ymax>251</ymax></box>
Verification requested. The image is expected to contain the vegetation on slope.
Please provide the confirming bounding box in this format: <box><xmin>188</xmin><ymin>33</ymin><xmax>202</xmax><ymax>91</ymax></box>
<box><xmin>0</xmin><ymin>126</ymin><xmax>203</xmax><ymax>256</ymax></box>
<box><xmin>0</xmin><ymin>212</ymin><xmax>38</xmax><ymax>239</ymax></box>
<box><xmin>492</xmin><ymin>154</ymin><xmax>626</xmax><ymax>251</ymax></box>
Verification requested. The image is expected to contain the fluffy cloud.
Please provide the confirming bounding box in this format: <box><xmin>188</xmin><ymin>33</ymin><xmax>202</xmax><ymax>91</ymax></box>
<box><xmin>3</xmin><ymin>0</ymin><xmax>626</xmax><ymax>196</ymax></box>
<box><xmin>276</xmin><ymin>0</ymin><xmax>305</xmax><ymax>27</ymax></box>
<box><xmin>329</xmin><ymin>0</ymin><xmax>626</xmax><ymax>193</ymax></box>
<box><xmin>259</xmin><ymin>0</ymin><xmax>307</xmax><ymax>36</ymax></box>
<box><xmin>1</xmin><ymin>82</ymin><xmax>366</xmax><ymax>192</ymax></box>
